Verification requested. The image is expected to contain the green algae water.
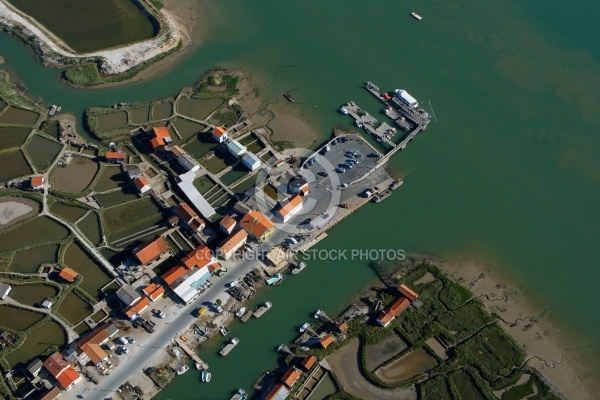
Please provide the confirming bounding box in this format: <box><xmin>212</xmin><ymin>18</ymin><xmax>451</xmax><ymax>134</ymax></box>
<box><xmin>1</xmin><ymin>0</ymin><xmax>600</xmax><ymax>397</ymax></box>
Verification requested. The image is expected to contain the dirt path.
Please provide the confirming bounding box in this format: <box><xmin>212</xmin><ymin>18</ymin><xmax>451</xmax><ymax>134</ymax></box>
<box><xmin>326</xmin><ymin>338</ymin><xmax>416</xmax><ymax>400</ymax></box>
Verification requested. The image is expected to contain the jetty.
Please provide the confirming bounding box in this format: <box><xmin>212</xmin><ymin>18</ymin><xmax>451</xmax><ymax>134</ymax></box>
<box><xmin>253</xmin><ymin>301</ymin><xmax>272</xmax><ymax>318</ymax></box>
<box><xmin>240</xmin><ymin>309</ymin><xmax>253</xmax><ymax>322</ymax></box>
<box><xmin>174</xmin><ymin>337</ymin><xmax>208</xmax><ymax>370</ymax></box>
<box><xmin>342</xmin><ymin>101</ymin><xmax>397</xmax><ymax>147</ymax></box>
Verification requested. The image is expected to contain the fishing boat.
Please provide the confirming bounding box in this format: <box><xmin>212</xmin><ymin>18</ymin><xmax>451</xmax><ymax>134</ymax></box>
<box><xmin>291</xmin><ymin>262</ymin><xmax>307</xmax><ymax>275</ymax></box>
<box><xmin>253</xmin><ymin>301</ymin><xmax>272</xmax><ymax>318</ymax></box>
<box><xmin>314</xmin><ymin>309</ymin><xmax>322</xmax><ymax>319</ymax></box>
<box><xmin>284</xmin><ymin>93</ymin><xmax>296</xmax><ymax>103</ymax></box>
<box><xmin>235</xmin><ymin>307</ymin><xmax>247</xmax><ymax>318</ymax></box>
<box><xmin>220</xmin><ymin>337</ymin><xmax>240</xmax><ymax>356</ymax></box>
<box><xmin>411</xmin><ymin>12</ymin><xmax>423</xmax><ymax>20</ymax></box>
<box><xmin>300</xmin><ymin>322</ymin><xmax>310</xmax><ymax>333</ymax></box>
<box><xmin>219</xmin><ymin>326</ymin><xmax>230</xmax><ymax>336</ymax></box>
<box><xmin>340</xmin><ymin>106</ymin><xmax>349</xmax><ymax>114</ymax></box>
<box><xmin>176</xmin><ymin>365</ymin><xmax>189</xmax><ymax>375</ymax></box>
<box><xmin>266</xmin><ymin>273</ymin><xmax>284</xmax><ymax>285</ymax></box>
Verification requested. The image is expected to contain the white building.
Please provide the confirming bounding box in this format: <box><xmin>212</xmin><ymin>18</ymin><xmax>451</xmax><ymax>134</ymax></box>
<box><xmin>276</xmin><ymin>195</ymin><xmax>303</xmax><ymax>223</ymax></box>
<box><xmin>176</xmin><ymin>171</ymin><xmax>216</xmax><ymax>219</ymax></box>
<box><xmin>212</xmin><ymin>126</ymin><xmax>228</xmax><ymax>143</ymax></box>
<box><xmin>242</xmin><ymin>152</ymin><xmax>261</xmax><ymax>171</ymax></box>
<box><xmin>171</xmin><ymin>266</ymin><xmax>211</xmax><ymax>304</ymax></box>
<box><xmin>217</xmin><ymin>229</ymin><xmax>248</xmax><ymax>260</ymax></box>
<box><xmin>133</xmin><ymin>176</ymin><xmax>151</xmax><ymax>194</ymax></box>
<box><xmin>0</xmin><ymin>282</ymin><xmax>11</xmax><ymax>300</ymax></box>
<box><xmin>227</xmin><ymin>140</ymin><xmax>247</xmax><ymax>158</ymax></box>
<box><xmin>171</xmin><ymin>145</ymin><xmax>200</xmax><ymax>172</ymax></box>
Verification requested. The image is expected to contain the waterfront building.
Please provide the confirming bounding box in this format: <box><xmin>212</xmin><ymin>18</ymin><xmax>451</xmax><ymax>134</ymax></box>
<box><xmin>299</xmin><ymin>354</ymin><xmax>317</xmax><ymax>372</ymax></box>
<box><xmin>397</xmin><ymin>283</ymin><xmax>419</xmax><ymax>301</ymax></box>
<box><xmin>151</xmin><ymin>127</ymin><xmax>172</xmax><ymax>143</ymax></box>
<box><xmin>376</xmin><ymin>297</ymin><xmax>410</xmax><ymax>327</ymax></box>
<box><xmin>170</xmin><ymin>145</ymin><xmax>200</xmax><ymax>172</ymax></box>
<box><xmin>133</xmin><ymin>176</ymin><xmax>151</xmax><ymax>193</ymax></box>
<box><xmin>43</xmin><ymin>352</ymin><xmax>81</xmax><ymax>391</ymax></box>
<box><xmin>116</xmin><ymin>284</ymin><xmax>141</xmax><ymax>306</ymax></box>
<box><xmin>219</xmin><ymin>215</ymin><xmax>237</xmax><ymax>234</ymax></box>
<box><xmin>227</xmin><ymin>140</ymin><xmax>247</xmax><ymax>157</ymax></box>
<box><xmin>58</xmin><ymin>267</ymin><xmax>78</xmax><ymax>283</ymax></box>
<box><xmin>30</xmin><ymin>176</ymin><xmax>44</xmax><ymax>190</ymax></box>
<box><xmin>105</xmin><ymin>150</ymin><xmax>126</xmax><ymax>164</ymax></box>
<box><xmin>133</xmin><ymin>236</ymin><xmax>169</xmax><ymax>265</ymax></box>
<box><xmin>217</xmin><ymin>229</ymin><xmax>248</xmax><ymax>260</ymax></box>
<box><xmin>211</xmin><ymin>126</ymin><xmax>228</xmax><ymax>143</ymax></box>
<box><xmin>242</xmin><ymin>152</ymin><xmax>261</xmax><ymax>171</ymax></box>
<box><xmin>318</xmin><ymin>334</ymin><xmax>335</xmax><ymax>349</ymax></box>
<box><xmin>0</xmin><ymin>282</ymin><xmax>11</xmax><ymax>300</ymax></box>
<box><xmin>176</xmin><ymin>170</ymin><xmax>216</xmax><ymax>219</ymax></box>
<box><xmin>142</xmin><ymin>282</ymin><xmax>165</xmax><ymax>301</ymax></box>
<box><xmin>175</xmin><ymin>202</ymin><xmax>206</xmax><ymax>233</ymax></box>
<box><xmin>264</xmin><ymin>383</ymin><xmax>290</xmax><ymax>400</ymax></box>
<box><xmin>240</xmin><ymin>210</ymin><xmax>275</xmax><ymax>242</ymax></box>
<box><xmin>276</xmin><ymin>195</ymin><xmax>303</xmax><ymax>223</ymax></box>
<box><xmin>281</xmin><ymin>367</ymin><xmax>301</xmax><ymax>388</ymax></box>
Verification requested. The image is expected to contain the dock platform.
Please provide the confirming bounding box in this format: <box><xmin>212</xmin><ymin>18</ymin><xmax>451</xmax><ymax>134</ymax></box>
<box><xmin>174</xmin><ymin>337</ymin><xmax>208</xmax><ymax>370</ymax></box>
<box><xmin>253</xmin><ymin>301</ymin><xmax>272</xmax><ymax>318</ymax></box>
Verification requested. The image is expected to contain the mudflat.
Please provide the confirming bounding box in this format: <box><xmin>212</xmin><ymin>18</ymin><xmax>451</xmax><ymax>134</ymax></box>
<box><xmin>0</xmin><ymin>196</ymin><xmax>39</xmax><ymax>228</ymax></box>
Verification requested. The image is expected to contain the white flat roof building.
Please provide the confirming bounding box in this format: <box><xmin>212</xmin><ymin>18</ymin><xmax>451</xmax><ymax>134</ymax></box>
<box><xmin>227</xmin><ymin>140</ymin><xmax>247</xmax><ymax>158</ymax></box>
<box><xmin>177</xmin><ymin>171</ymin><xmax>216</xmax><ymax>219</ymax></box>
<box><xmin>171</xmin><ymin>266</ymin><xmax>211</xmax><ymax>304</ymax></box>
<box><xmin>242</xmin><ymin>152</ymin><xmax>261</xmax><ymax>171</ymax></box>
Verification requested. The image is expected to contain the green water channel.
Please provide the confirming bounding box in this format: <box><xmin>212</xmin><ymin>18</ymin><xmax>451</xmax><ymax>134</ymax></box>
<box><xmin>0</xmin><ymin>216</ymin><xmax>68</xmax><ymax>253</ymax></box>
<box><xmin>0</xmin><ymin>304</ymin><xmax>44</xmax><ymax>331</ymax></box>
<box><xmin>0</xmin><ymin>150</ymin><xmax>31</xmax><ymax>182</ymax></box>
<box><xmin>49</xmin><ymin>202</ymin><xmax>88</xmax><ymax>223</ymax></box>
<box><xmin>6</xmin><ymin>0</ymin><xmax>157</xmax><ymax>53</ymax></box>
<box><xmin>25</xmin><ymin>134</ymin><xmax>63</xmax><ymax>171</ymax></box>
<box><xmin>9</xmin><ymin>284</ymin><xmax>58</xmax><ymax>307</ymax></box>
<box><xmin>0</xmin><ymin>0</ymin><xmax>599</xmax><ymax>395</ymax></box>
<box><xmin>0</xmin><ymin>106</ymin><xmax>39</xmax><ymax>125</ymax></box>
<box><xmin>0</xmin><ymin>126</ymin><xmax>31</xmax><ymax>149</ymax></box>
<box><xmin>8</xmin><ymin>244</ymin><xmax>59</xmax><ymax>274</ymax></box>
<box><xmin>63</xmin><ymin>242</ymin><xmax>112</xmax><ymax>300</ymax></box>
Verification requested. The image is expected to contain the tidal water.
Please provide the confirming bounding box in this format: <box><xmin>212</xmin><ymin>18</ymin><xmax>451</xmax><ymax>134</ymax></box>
<box><xmin>1</xmin><ymin>0</ymin><xmax>599</xmax><ymax>398</ymax></box>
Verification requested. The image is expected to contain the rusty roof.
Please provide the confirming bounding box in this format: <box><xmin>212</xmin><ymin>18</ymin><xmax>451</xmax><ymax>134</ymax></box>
<box><xmin>240</xmin><ymin>210</ymin><xmax>274</xmax><ymax>238</ymax></box>
<box><xmin>134</xmin><ymin>237</ymin><xmax>169</xmax><ymax>265</ymax></box>
<box><xmin>59</xmin><ymin>267</ymin><xmax>78</xmax><ymax>283</ymax></box>
<box><xmin>397</xmin><ymin>284</ymin><xmax>419</xmax><ymax>302</ymax></box>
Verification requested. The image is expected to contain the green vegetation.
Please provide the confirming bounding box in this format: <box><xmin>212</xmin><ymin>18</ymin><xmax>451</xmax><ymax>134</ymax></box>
<box><xmin>194</xmin><ymin>73</ymin><xmax>240</xmax><ymax>100</ymax></box>
<box><xmin>102</xmin><ymin>198</ymin><xmax>162</xmax><ymax>235</ymax></box>
<box><xmin>150</xmin><ymin>0</ymin><xmax>164</xmax><ymax>10</ymax></box>
<box><xmin>418</xmin><ymin>375</ymin><xmax>453</xmax><ymax>400</ymax></box>
<box><xmin>274</xmin><ymin>140</ymin><xmax>295</xmax><ymax>150</ymax></box>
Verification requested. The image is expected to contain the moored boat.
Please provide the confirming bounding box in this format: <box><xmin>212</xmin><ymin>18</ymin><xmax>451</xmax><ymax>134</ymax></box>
<box><xmin>253</xmin><ymin>301</ymin><xmax>272</xmax><ymax>318</ymax></box>
<box><xmin>219</xmin><ymin>326</ymin><xmax>230</xmax><ymax>336</ymax></box>
<box><xmin>411</xmin><ymin>12</ymin><xmax>423</xmax><ymax>20</ymax></box>
<box><xmin>201</xmin><ymin>369</ymin><xmax>207</xmax><ymax>382</ymax></box>
<box><xmin>220</xmin><ymin>337</ymin><xmax>240</xmax><ymax>356</ymax></box>
<box><xmin>195</xmin><ymin>362</ymin><xmax>201</xmax><ymax>370</ymax></box>
<box><xmin>177</xmin><ymin>365</ymin><xmax>189</xmax><ymax>375</ymax></box>
<box><xmin>266</xmin><ymin>273</ymin><xmax>284</xmax><ymax>285</ymax></box>
<box><xmin>355</xmin><ymin>120</ymin><xmax>363</xmax><ymax>128</ymax></box>
<box><xmin>340</xmin><ymin>106</ymin><xmax>349</xmax><ymax>114</ymax></box>
<box><xmin>235</xmin><ymin>307</ymin><xmax>247</xmax><ymax>318</ymax></box>
<box><xmin>300</xmin><ymin>322</ymin><xmax>310</xmax><ymax>333</ymax></box>
<box><xmin>291</xmin><ymin>262</ymin><xmax>307</xmax><ymax>275</ymax></box>
<box><xmin>206</xmin><ymin>371</ymin><xmax>212</xmax><ymax>382</ymax></box>
<box><xmin>314</xmin><ymin>309</ymin><xmax>322</xmax><ymax>319</ymax></box>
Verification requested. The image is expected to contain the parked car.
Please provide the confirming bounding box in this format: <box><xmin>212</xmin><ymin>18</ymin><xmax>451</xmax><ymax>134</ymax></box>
<box><xmin>214</xmin><ymin>303</ymin><xmax>223</xmax><ymax>313</ymax></box>
<box><xmin>126</xmin><ymin>336</ymin><xmax>135</xmax><ymax>344</ymax></box>
<box><xmin>317</xmin><ymin>171</ymin><xmax>328</xmax><ymax>177</ymax></box>
<box><xmin>116</xmin><ymin>337</ymin><xmax>128</xmax><ymax>345</ymax></box>
<box><xmin>335</xmin><ymin>167</ymin><xmax>345</xmax><ymax>173</ymax></box>
<box><xmin>119</xmin><ymin>345</ymin><xmax>129</xmax><ymax>354</ymax></box>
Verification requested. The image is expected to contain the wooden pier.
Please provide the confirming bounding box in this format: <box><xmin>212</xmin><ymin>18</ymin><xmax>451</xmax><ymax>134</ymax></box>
<box><xmin>343</xmin><ymin>101</ymin><xmax>397</xmax><ymax>147</ymax></box>
<box><xmin>174</xmin><ymin>337</ymin><xmax>208</xmax><ymax>370</ymax></box>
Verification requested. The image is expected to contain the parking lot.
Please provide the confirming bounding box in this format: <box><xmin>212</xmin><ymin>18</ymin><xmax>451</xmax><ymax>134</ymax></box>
<box><xmin>305</xmin><ymin>134</ymin><xmax>380</xmax><ymax>186</ymax></box>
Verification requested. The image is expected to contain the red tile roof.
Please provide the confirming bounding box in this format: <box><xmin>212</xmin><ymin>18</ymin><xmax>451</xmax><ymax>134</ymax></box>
<box><xmin>336</xmin><ymin>321</ymin><xmax>349</xmax><ymax>333</ymax></box>
<box><xmin>125</xmin><ymin>297</ymin><xmax>150</xmax><ymax>319</ymax></box>
<box><xmin>161</xmin><ymin>265</ymin><xmax>188</xmax><ymax>285</ymax></box>
<box><xmin>265</xmin><ymin>383</ymin><xmax>289</xmax><ymax>400</ymax></box>
<box><xmin>212</xmin><ymin>126</ymin><xmax>227</xmax><ymax>138</ymax></box>
<box><xmin>218</xmin><ymin>229</ymin><xmax>248</xmax><ymax>255</ymax></box>
<box><xmin>299</xmin><ymin>355</ymin><xmax>317</xmax><ymax>372</ymax></box>
<box><xmin>278</xmin><ymin>195</ymin><xmax>302</xmax><ymax>217</ymax></box>
<box><xmin>220</xmin><ymin>215</ymin><xmax>237</xmax><ymax>231</ymax></box>
<box><xmin>150</xmin><ymin>137</ymin><xmax>165</xmax><ymax>150</ymax></box>
<box><xmin>240</xmin><ymin>211</ymin><xmax>274</xmax><ymax>239</ymax></box>
<box><xmin>181</xmin><ymin>245</ymin><xmax>213</xmax><ymax>269</ymax></box>
<box><xmin>142</xmin><ymin>282</ymin><xmax>165</xmax><ymax>301</ymax></box>
<box><xmin>389</xmin><ymin>296</ymin><xmax>411</xmax><ymax>315</ymax></box>
<box><xmin>133</xmin><ymin>176</ymin><xmax>150</xmax><ymax>190</ymax></box>
<box><xmin>175</xmin><ymin>203</ymin><xmax>205</xmax><ymax>231</ymax></box>
<box><xmin>281</xmin><ymin>368</ymin><xmax>301</xmax><ymax>388</ymax></box>
<box><xmin>81</xmin><ymin>343</ymin><xmax>107</xmax><ymax>365</ymax></box>
<box><xmin>397</xmin><ymin>284</ymin><xmax>419</xmax><ymax>302</ymax></box>
<box><xmin>134</xmin><ymin>237</ymin><xmax>169</xmax><ymax>265</ymax></box>
<box><xmin>319</xmin><ymin>335</ymin><xmax>334</xmax><ymax>349</ymax></box>
<box><xmin>151</xmin><ymin>127</ymin><xmax>171</xmax><ymax>139</ymax></box>
<box><xmin>75</xmin><ymin>325</ymin><xmax>109</xmax><ymax>350</ymax></box>
<box><xmin>59</xmin><ymin>267</ymin><xmax>78</xmax><ymax>283</ymax></box>
<box><xmin>38</xmin><ymin>387</ymin><xmax>61</xmax><ymax>400</ymax></box>
<box><xmin>208</xmin><ymin>263</ymin><xmax>221</xmax><ymax>273</ymax></box>
<box><xmin>55</xmin><ymin>367</ymin><xmax>80</xmax><ymax>390</ymax></box>
<box><xmin>105</xmin><ymin>151</ymin><xmax>126</xmax><ymax>160</ymax></box>
<box><xmin>43</xmin><ymin>352</ymin><xmax>69</xmax><ymax>378</ymax></box>
<box><xmin>31</xmin><ymin>176</ymin><xmax>44</xmax><ymax>187</ymax></box>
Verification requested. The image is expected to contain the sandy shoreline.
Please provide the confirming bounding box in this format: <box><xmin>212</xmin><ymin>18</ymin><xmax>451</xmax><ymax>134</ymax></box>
<box><xmin>413</xmin><ymin>256</ymin><xmax>593</xmax><ymax>399</ymax></box>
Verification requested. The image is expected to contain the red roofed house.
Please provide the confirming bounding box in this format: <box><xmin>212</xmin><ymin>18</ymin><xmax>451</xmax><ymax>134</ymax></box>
<box><xmin>276</xmin><ymin>195</ymin><xmax>303</xmax><ymax>223</ymax></box>
<box><xmin>264</xmin><ymin>383</ymin><xmax>290</xmax><ymax>400</ymax></box>
<box><xmin>299</xmin><ymin>354</ymin><xmax>317</xmax><ymax>372</ymax></box>
<box><xmin>43</xmin><ymin>352</ymin><xmax>81</xmax><ymax>391</ymax></box>
<box><xmin>38</xmin><ymin>386</ymin><xmax>61</xmax><ymax>400</ymax></box>
<box><xmin>133</xmin><ymin>236</ymin><xmax>169</xmax><ymax>265</ymax></box>
<box><xmin>161</xmin><ymin>246</ymin><xmax>216</xmax><ymax>303</ymax></box>
<box><xmin>80</xmin><ymin>343</ymin><xmax>107</xmax><ymax>367</ymax></box>
<box><xmin>335</xmin><ymin>321</ymin><xmax>349</xmax><ymax>334</ymax></box>
<box><xmin>240</xmin><ymin>210</ymin><xmax>275</xmax><ymax>242</ymax></box>
<box><xmin>58</xmin><ymin>267</ymin><xmax>79</xmax><ymax>283</ymax></box>
<box><xmin>142</xmin><ymin>282</ymin><xmax>165</xmax><ymax>301</ymax></box>
<box><xmin>217</xmin><ymin>229</ymin><xmax>248</xmax><ymax>260</ymax></box>
<box><xmin>125</xmin><ymin>297</ymin><xmax>151</xmax><ymax>320</ymax></box>
<box><xmin>149</xmin><ymin>137</ymin><xmax>166</xmax><ymax>152</ymax></box>
<box><xmin>133</xmin><ymin>176</ymin><xmax>151</xmax><ymax>194</ymax></box>
<box><xmin>219</xmin><ymin>215</ymin><xmax>237</xmax><ymax>235</ymax></box>
<box><xmin>161</xmin><ymin>265</ymin><xmax>187</xmax><ymax>286</ymax></box>
<box><xmin>175</xmin><ymin>202</ymin><xmax>205</xmax><ymax>233</ymax></box>
<box><xmin>30</xmin><ymin>176</ymin><xmax>44</xmax><ymax>190</ymax></box>
<box><xmin>318</xmin><ymin>334</ymin><xmax>335</xmax><ymax>349</ymax></box>
<box><xmin>397</xmin><ymin>284</ymin><xmax>419</xmax><ymax>302</ymax></box>
<box><xmin>211</xmin><ymin>126</ymin><xmax>228</xmax><ymax>143</ymax></box>
<box><xmin>281</xmin><ymin>367</ymin><xmax>301</xmax><ymax>388</ymax></box>
<box><xmin>148</xmin><ymin>127</ymin><xmax>171</xmax><ymax>152</ymax></box>
<box><xmin>105</xmin><ymin>150</ymin><xmax>126</xmax><ymax>164</ymax></box>
<box><xmin>376</xmin><ymin>296</ymin><xmax>411</xmax><ymax>328</ymax></box>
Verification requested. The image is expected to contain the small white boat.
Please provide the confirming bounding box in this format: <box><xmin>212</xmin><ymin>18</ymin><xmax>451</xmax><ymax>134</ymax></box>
<box><xmin>300</xmin><ymin>322</ymin><xmax>310</xmax><ymax>333</ymax></box>
<box><xmin>195</xmin><ymin>363</ymin><xmax>202</xmax><ymax>370</ymax></box>
<box><xmin>220</xmin><ymin>337</ymin><xmax>240</xmax><ymax>356</ymax></box>
<box><xmin>177</xmin><ymin>365</ymin><xmax>189</xmax><ymax>375</ymax></box>
<box><xmin>314</xmin><ymin>309</ymin><xmax>322</xmax><ymax>319</ymax></box>
<box><xmin>206</xmin><ymin>371</ymin><xmax>212</xmax><ymax>382</ymax></box>
<box><xmin>291</xmin><ymin>262</ymin><xmax>307</xmax><ymax>275</ymax></box>
<box><xmin>340</xmin><ymin>106</ymin><xmax>349</xmax><ymax>115</ymax></box>
<box><xmin>411</xmin><ymin>12</ymin><xmax>423</xmax><ymax>20</ymax></box>
<box><xmin>238</xmin><ymin>388</ymin><xmax>247</xmax><ymax>400</ymax></box>
<box><xmin>235</xmin><ymin>307</ymin><xmax>246</xmax><ymax>318</ymax></box>
<box><xmin>201</xmin><ymin>369</ymin><xmax>208</xmax><ymax>382</ymax></box>
<box><xmin>219</xmin><ymin>326</ymin><xmax>230</xmax><ymax>336</ymax></box>
<box><xmin>355</xmin><ymin>120</ymin><xmax>363</xmax><ymax>128</ymax></box>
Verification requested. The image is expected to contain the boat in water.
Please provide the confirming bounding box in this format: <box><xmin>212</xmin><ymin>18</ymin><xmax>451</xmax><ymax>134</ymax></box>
<box><xmin>284</xmin><ymin>93</ymin><xmax>296</xmax><ymax>103</ymax></box>
<box><xmin>411</xmin><ymin>12</ymin><xmax>423</xmax><ymax>20</ymax></box>
<box><xmin>355</xmin><ymin>120</ymin><xmax>363</xmax><ymax>128</ymax></box>
<box><xmin>219</xmin><ymin>326</ymin><xmax>230</xmax><ymax>336</ymax></box>
<box><xmin>300</xmin><ymin>322</ymin><xmax>310</xmax><ymax>333</ymax></box>
<box><xmin>253</xmin><ymin>301</ymin><xmax>273</xmax><ymax>318</ymax></box>
<box><xmin>195</xmin><ymin>363</ymin><xmax>202</xmax><ymax>370</ymax></box>
<box><xmin>177</xmin><ymin>365</ymin><xmax>189</xmax><ymax>375</ymax></box>
<box><xmin>291</xmin><ymin>262</ymin><xmax>307</xmax><ymax>275</ymax></box>
<box><xmin>235</xmin><ymin>307</ymin><xmax>247</xmax><ymax>318</ymax></box>
<box><xmin>220</xmin><ymin>337</ymin><xmax>240</xmax><ymax>356</ymax></box>
<box><xmin>266</xmin><ymin>273</ymin><xmax>284</xmax><ymax>285</ymax></box>
<box><xmin>206</xmin><ymin>371</ymin><xmax>212</xmax><ymax>382</ymax></box>
<box><xmin>230</xmin><ymin>388</ymin><xmax>247</xmax><ymax>400</ymax></box>
<box><xmin>340</xmin><ymin>106</ymin><xmax>349</xmax><ymax>114</ymax></box>
<box><xmin>314</xmin><ymin>309</ymin><xmax>322</xmax><ymax>319</ymax></box>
